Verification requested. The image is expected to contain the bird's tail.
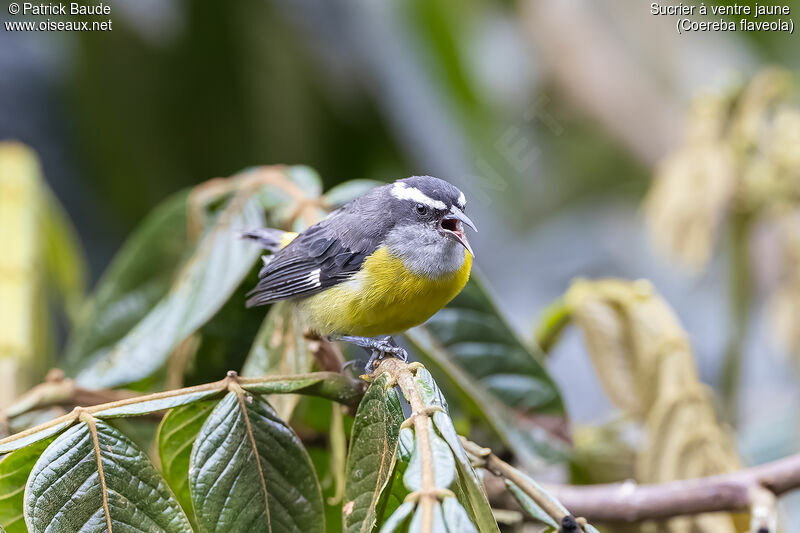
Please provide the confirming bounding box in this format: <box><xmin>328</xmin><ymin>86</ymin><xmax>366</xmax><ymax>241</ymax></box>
<box><xmin>241</xmin><ymin>228</ymin><xmax>298</xmax><ymax>252</ymax></box>
<box><xmin>241</xmin><ymin>228</ymin><xmax>299</xmax><ymax>276</ymax></box>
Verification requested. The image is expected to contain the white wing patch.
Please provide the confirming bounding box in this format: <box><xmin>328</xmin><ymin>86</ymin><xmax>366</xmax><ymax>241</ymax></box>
<box><xmin>391</xmin><ymin>182</ymin><xmax>447</xmax><ymax>210</ymax></box>
<box><xmin>307</xmin><ymin>268</ymin><xmax>321</xmax><ymax>287</ymax></box>
<box><xmin>457</xmin><ymin>191</ymin><xmax>466</xmax><ymax>209</ymax></box>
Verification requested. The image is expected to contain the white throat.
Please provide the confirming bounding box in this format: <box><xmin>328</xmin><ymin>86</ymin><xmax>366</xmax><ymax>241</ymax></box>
<box><xmin>383</xmin><ymin>224</ymin><xmax>465</xmax><ymax>278</ymax></box>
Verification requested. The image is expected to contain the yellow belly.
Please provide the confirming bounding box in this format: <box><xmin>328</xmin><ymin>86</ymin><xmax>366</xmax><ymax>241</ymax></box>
<box><xmin>299</xmin><ymin>246</ymin><xmax>472</xmax><ymax>337</ymax></box>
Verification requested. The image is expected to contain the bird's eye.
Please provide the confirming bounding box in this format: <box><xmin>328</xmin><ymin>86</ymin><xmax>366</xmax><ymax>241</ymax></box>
<box><xmin>415</xmin><ymin>203</ymin><xmax>428</xmax><ymax>216</ymax></box>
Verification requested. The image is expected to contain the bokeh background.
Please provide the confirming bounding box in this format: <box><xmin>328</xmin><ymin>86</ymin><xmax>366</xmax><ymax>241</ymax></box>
<box><xmin>2</xmin><ymin>0</ymin><xmax>800</xmax><ymax>528</ymax></box>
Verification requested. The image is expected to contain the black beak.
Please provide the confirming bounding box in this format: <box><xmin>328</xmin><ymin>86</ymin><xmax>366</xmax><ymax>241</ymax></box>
<box><xmin>440</xmin><ymin>207</ymin><xmax>477</xmax><ymax>257</ymax></box>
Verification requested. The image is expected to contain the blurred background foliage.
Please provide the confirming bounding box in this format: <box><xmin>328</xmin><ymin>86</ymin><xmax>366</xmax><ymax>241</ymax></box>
<box><xmin>2</xmin><ymin>0</ymin><xmax>800</xmax><ymax>531</ymax></box>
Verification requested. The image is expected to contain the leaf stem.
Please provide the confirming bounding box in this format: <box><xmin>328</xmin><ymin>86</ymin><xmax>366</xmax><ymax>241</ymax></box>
<box><xmin>78</xmin><ymin>410</ymin><xmax>113</xmax><ymax>533</ymax></box>
<box><xmin>373</xmin><ymin>358</ymin><xmax>438</xmax><ymax>531</ymax></box>
<box><xmin>0</xmin><ymin>371</ymin><xmax>365</xmax><ymax>450</ymax></box>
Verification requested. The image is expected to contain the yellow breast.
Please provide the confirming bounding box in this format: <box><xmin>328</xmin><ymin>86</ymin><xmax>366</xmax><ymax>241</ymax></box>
<box><xmin>300</xmin><ymin>246</ymin><xmax>472</xmax><ymax>337</ymax></box>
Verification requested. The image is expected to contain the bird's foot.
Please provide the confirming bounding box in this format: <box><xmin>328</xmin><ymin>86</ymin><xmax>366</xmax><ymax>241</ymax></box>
<box><xmin>339</xmin><ymin>335</ymin><xmax>408</xmax><ymax>371</ymax></box>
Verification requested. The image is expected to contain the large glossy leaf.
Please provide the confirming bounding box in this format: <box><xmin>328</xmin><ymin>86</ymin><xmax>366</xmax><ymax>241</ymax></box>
<box><xmin>408</xmin><ymin>502</ymin><xmax>446</xmax><ymax>533</ymax></box>
<box><xmin>441</xmin><ymin>498</ymin><xmax>477</xmax><ymax>533</ymax></box>
<box><xmin>71</xmin><ymin>166</ymin><xmax>327</xmax><ymax>388</ymax></box>
<box><xmin>413</xmin><ymin>369</ymin><xmax>499</xmax><ymax>533</ymax></box>
<box><xmin>181</xmin><ymin>274</ymin><xmax>264</xmax><ymax>386</ymax></box>
<box><xmin>504</xmin><ymin>481</ymin><xmax>558</xmax><ymax>529</ymax></box>
<box><xmin>0</xmin><ymin>437</ymin><xmax>53</xmax><ymax>533</ymax></box>
<box><xmin>378</xmin><ymin>502</ymin><xmax>414</xmax><ymax>533</ymax></box>
<box><xmin>74</xmin><ymin>187</ymin><xmax>265</xmax><ymax>388</ymax></box>
<box><xmin>343</xmin><ymin>373</ymin><xmax>404</xmax><ymax>533</ymax></box>
<box><xmin>405</xmin><ymin>277</ymin><xmax>568</xmax><ymax>468</ymax></box>
<box><xmin>189</xmin><ymin>391</ymin><xmax>324</xmax><ymax>533</ymax></box>
<box><xmin>157</xmin><ymin>400</ymin><xmax>218</xmax><ymax>521</ymax></box>
<box><xmin>403</xmin><ymin>421</ymin><xmax>455</xmax><ymax>492</ymax></box>
<box><xmin>24</xmin><ymin>419</ymin><xmax>192</xmax><ymax>533</ymax></box>
<box><xmin>64</xmin><ymin>191</ymin><xmax>189</xmax><ymax>373</ymax></box>
<box><xmin>40</xmin><ymin>187</ymin><xmax>87</xmax><ymax>322</ymax></box>
<box><xmin>0</xmin><ymin>419</ymin><xmax>74</xmax><ymax>455</ymax></box>
<box><xmin>242</xmin><ymin>302</ymin><xmax>315</xmax><ymax>418</ymax></box>
<box><xmin>381</xmin><ymin>429</ymin><xmax>412</xmax><ymax>523</ymax></box>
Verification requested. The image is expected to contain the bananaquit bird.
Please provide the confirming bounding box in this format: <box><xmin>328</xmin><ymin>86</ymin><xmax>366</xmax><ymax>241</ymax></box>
<box><xmin>244</xmin><ymin>175</ymin><xmax>476</xmax><ymax>367</ymax></box>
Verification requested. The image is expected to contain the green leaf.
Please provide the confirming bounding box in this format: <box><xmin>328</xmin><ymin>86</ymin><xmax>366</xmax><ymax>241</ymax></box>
<box><xmin>504</xmin><ymin>481</ymin><xmax>558</xmax><ymax>528</ymax></box>
<box><xmin>408</xmin><ymin>502</ymin><xmax>446</xmax><ymax>532</ymax></box>
<box><xmin>412</xmin><ymin>370</ymin><xmax>498</xmax><ymax>533</ymax></box>
<box><xmin>64</xmin><ymin>191</ymin><xmax>190</xmax><ymax>372</ymax></box>
<box><xmin>441</xmin><ymin>497</ymin><xmax>477</xmax><ymax>533</ymax></box>
<box><xmin>405</xmin><ymin>277</ymin><xmax>568</xmax><ymax>468</ymax></box>
<box><xmin>74</xmin><ymin>186</ymin><xmax>266</xmax><ymax>388</ymax></box>
<box><xmin>189</xmin><ymin>391</ymin><xmax>324</xmax><ymax>533</ymax></box>
<box><xmin>0</xmin><ymin>420</ymin><xmax>73</xmax><ymax>454</ymax></box>
<box><xmin>403</xmin><ymin>420</ymin><xmax>455</xmax><ymax>492</ymax></box>
<box><xmin>381</xmin><ymin>460</ymin><xmax>410</xmax><ymax>523</ymax></box>
<box><xmin>0</xmin><ymin>437</ymin><xmax>53</xmax><ymax>533</ymax></box>
<box><xmin>343</xmin><ymin>373</ymin><xmax>404</xmax><ymax>533</ymax></box>
<box><xmin>378</xmin><ymin>502</ymin><xmax>415</xmax><ymax>533</ymax></box>
<box><xmin>242</xmin><ymin>302</ymin><xmax>316</xmax><ymax>419</ymax></box>
<box><xmin>256</xmin><ymin>166</ymin><xmax>327</xmax><ymax>233</ymax></box>
<box><xmin>157</xmin><ymin>400</ymin><xmax>218</xmax><ymax>521</ymax></box>
<box><xmin>24</xmin><ymin>419</ymin><xmax>192</xmax><ymax>533</ymax></box>
<box><xmin>397</xmin><ymin>428</ymin><xmax>415</xmax><ymax>462</ymax></box>
<box><xmin>40</xmin><ymin>187</ymin><xmax>87</xmax><ymax>322</ymax></box>
<box><xmin>506</xmin><ymin>469</ymin><xmax>568</xmax><ymax>517</ymax></box>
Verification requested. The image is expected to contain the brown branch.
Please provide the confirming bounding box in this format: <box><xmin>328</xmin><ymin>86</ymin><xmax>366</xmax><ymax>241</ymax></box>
<box><xmin>546</xmin><ymin>453</ymin><xmax>800</xmax><ymax>523</ymax></box>
<box><xmin>0</xmin><ymin>371</ymin><xmax>365</xmax><ymax>451</ymax></box>
<box><xmin>1</xmin><ymin>369</ymin><xmax>136</xmax><ymax>421</ymax></box>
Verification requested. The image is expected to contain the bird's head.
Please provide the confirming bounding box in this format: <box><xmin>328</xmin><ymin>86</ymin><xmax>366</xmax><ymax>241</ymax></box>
<box><xmin>383</xmin><ymin>176</ymin><xmax>477</xmax><ymax>257</ymax></box>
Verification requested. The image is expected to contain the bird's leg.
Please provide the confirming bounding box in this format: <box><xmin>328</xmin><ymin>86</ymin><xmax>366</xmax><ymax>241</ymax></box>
<box><xmin>338</xmin><ymin>335</ymin><xmax>408</xmax><ymax>371</ymax></box>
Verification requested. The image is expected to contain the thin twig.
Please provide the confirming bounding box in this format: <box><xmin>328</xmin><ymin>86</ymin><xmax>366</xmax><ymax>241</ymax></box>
<box><xmin>1</xmin><ymin>370</ymin><xmax>136</xmax><ymax>422</ymax></box>
<box><xmin>544</xmin><ymin>453</ymin><xmax>800</xmax><ymax>523</ymax></box>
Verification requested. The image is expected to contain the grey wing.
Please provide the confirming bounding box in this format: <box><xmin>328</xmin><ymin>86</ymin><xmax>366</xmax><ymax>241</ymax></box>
<box><xmin>244</xmin><ymin>214</ymin><xmax>377</xmax><ymax>307</ymax></box>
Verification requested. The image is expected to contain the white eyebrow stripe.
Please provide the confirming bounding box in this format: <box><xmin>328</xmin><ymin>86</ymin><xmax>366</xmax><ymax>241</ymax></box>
<box><xmin>391</xmin><ymin>182</ymin><xmax>446</xmax><ymax>210</ymax></box>
<box><xmin>457</xmin><ymin>191</ymin><xmax>466</xmax><ymax>208</ymax></box>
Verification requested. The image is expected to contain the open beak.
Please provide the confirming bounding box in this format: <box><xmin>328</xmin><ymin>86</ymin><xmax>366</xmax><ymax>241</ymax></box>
<box><xmin>440</xmin><ymin>207</ymin><xmax>477</xmax><ymax>257</ymax></box>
